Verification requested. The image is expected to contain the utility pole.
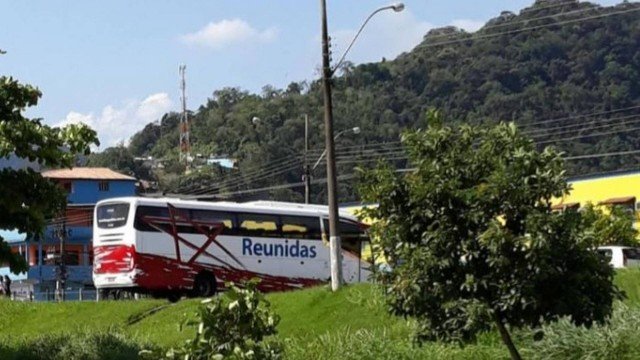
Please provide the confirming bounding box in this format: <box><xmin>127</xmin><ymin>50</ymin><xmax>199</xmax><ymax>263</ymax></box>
<box><xmin>179</xmin><ymin>64</ymin><xmax>191</xmax><ymax>167</ymax></box>
<box><xmin>56</xmin><ymin>209</ymin><xmax>67</xmax><ymax>301</ymax></box>
<box><xmin>320</xmin><ymin>0</ymin><xmax>343</xmax><ymax>291</ymax></box>
<box><xmin>304</xmin><ymin>114</ymin><xmax>311</xmax><ymax>204</ymax></box>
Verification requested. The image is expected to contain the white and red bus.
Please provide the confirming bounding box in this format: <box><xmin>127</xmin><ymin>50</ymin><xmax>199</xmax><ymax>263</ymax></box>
<box><xmin>92</xmin><ymin>197</ymin><xmax>371</xmax><ymax>299</ymax></box>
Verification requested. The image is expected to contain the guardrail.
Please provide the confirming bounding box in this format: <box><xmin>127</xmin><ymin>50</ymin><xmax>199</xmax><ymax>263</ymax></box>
<box><xmin>8</xmin><ymin>288</ymin><xmax>101</xmax><ymax>302</ymax></box>
<box><xmin>7</xmin><ymin>288</ymin><xmax>149</xmax><ymax>302</ymax></box>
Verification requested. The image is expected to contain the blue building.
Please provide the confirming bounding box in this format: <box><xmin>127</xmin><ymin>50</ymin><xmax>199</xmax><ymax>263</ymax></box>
<box><xmin>0</xmin><ymin>167</ymin><xmax>137</xmax><ymax>299</ymax></box>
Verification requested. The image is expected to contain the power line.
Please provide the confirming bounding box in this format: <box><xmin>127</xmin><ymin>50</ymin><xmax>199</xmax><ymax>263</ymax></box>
<box><xmin>175</xmin><ymin>156</ymin><xmax>303</xmax><ymax>194</ymax></box>
<box><xmin>413</xmin><ymin>6</ymin><xmax>640</xmax><ymax>51</ymax></box>
<box><xmin>564</xmin><ymin>149</ymin><xmax>640</xmax><ymax>160</ymax></box>
<box><xmin>538</xmin><ymin>124</ymin><xmax>640</xmax><ymax>145</ymax></box>
<box><xmin>518</xmin><ymin>105</ymin><xmax>640</xmax><ymax>130</ymax></box>
<box><xmin>526</xmin><ymin>115</ymin><xmax>640</xmax><ymax>139</ymax></box>
<box><xmin>187</xmin><ymin>161</ymin><xmax>303</xmax><ymax>196</ymax></box>
<box><xmin>522</xmin><ymin>113</ymin><xmax>640</xmax><ymax>137</ymax></box>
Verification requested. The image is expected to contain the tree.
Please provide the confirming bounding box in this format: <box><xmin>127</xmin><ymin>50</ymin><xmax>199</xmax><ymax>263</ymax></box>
<box><xmin>0</xmin><ymin>73</ymin><xmax>98</xmax><ymax>273</ymax></box>
<box><xmin>358</xmin><ymin>114</ymin><xmax>621</xmax><ymax>360</ymax></box>
<box><xmin>580</xmin><ymin>203</ymin><xmax>639</xmax><ymax>247</ymax></box>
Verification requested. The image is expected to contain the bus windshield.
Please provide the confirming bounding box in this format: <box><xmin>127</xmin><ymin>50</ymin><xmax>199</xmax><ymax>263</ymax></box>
<box><xmin>96</xmin><ymin>203</ymin><xmax>130</xmax><ymax>229</ymax></box>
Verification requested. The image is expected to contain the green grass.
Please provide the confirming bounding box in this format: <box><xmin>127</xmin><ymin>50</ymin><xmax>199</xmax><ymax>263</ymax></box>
<box><xmin>0</xmin><ymin>269</ymin><xmax>639</xmax><ymax>359</ymax></box>
<box><xmin>0</xmin><ymin>299</ymin><xmax>165</xmax><ymax>340</ymax></box>
<box><xmin>615</xmin><ymin>268</ymin><xmax>640</xmax><ymax>305</ymax></box>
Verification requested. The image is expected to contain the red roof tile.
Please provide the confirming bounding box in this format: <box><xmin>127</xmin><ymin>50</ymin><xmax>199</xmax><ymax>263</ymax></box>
<box><xmin>42</xmin><ymin>167</ymin><xmax>136</xmax><ymax>181</ymax></box>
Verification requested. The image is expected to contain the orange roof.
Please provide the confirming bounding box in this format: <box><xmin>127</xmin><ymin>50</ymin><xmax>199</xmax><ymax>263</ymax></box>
<box><xmin>598</xmin><ymin>196</ymin><xmax>636</xmax><ymax>206</ymax></box>
<box><xmin>551</xmin><ymin>202</ymin><xmax>580</xmax><ymax>211</ymax></box>
<box><xmin>42</xmin><ymin>167</ymin><xmax>136</xmax><ymax>181</ymax></box>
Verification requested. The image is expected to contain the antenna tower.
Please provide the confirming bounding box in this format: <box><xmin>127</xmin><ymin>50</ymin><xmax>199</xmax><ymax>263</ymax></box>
<box><xmin>179</xmin><ymin>64</ymin><xmax>191</xmax><ymax>164</ymax></box>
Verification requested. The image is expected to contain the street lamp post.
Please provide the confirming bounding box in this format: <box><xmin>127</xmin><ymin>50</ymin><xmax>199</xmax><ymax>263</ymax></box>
<box><xmin>312</xmin><ymin>127</ymin><xmax>360</xmax><ymax>172</ymax></box>
<box><xmin>319</xmin><ymin>0</ymin><xmax>404</xmax><ymax>291</ymax></box>
<box><xmin>304</xmin><ymin>126</ymin><xmax>360</xmax><ymax>205</ymax></box>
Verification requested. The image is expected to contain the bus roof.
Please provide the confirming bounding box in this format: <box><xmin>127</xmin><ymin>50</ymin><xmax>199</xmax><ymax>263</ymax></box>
<box><xmin>96</xmin><ymin>196</ymin><xmax>360</xmax><ymax>222</ymax></box>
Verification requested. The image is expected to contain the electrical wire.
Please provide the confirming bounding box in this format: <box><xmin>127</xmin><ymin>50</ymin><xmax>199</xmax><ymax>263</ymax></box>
<box><xmin>518</xmin><ymin>104</ymin><xmax>640</xmax><ymax>130</ymax></box>
<box><xmin>412</xmin><ymin>6</ymin><xmax>640</xmax><ymax>51</ymax></box>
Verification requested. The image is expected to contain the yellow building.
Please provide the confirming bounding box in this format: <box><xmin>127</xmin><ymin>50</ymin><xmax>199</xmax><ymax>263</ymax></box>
<box><xmin>553</xmin><ymin>170</ymin><xmax>639</xmax><ymax>221</ymax></box>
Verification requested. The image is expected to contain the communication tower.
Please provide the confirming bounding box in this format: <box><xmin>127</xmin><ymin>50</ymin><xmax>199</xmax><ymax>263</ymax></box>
<box><xmin>179</xmin><ymin>64</ymin><xmax>191</xmax><ymax>164</ymax></box>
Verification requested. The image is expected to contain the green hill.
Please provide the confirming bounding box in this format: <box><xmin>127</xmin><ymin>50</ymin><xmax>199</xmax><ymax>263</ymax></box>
<box><xmin>90</xmin><ymin>0</ymin><xmax>640</xmax><ymax>202</ymax></box>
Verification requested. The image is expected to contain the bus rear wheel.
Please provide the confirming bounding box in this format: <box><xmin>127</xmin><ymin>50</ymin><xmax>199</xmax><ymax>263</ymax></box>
<box><xmin>192</xmin><ymin>273</ymin><xmax>217</xmax><ymax>298</ymax></box>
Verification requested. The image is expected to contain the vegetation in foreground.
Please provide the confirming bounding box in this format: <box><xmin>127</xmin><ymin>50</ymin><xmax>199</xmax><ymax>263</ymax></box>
<box><xmin>0</xmin><ymin>269</ymin><xmax>639</xmax><ymax>359</ymax></box>
<box><xmin>359</xmin><ymin>117</ymin><xmax>636</xmax><ymax>359</ymax></box>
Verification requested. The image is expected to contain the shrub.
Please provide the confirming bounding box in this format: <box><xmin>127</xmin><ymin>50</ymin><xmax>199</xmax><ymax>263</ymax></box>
<box><xmin>524</xmin><ymin>302</ymin><xmax>640</xmax><ymax>360</ymax></box>
<box><xmin>285</xmin><ymin>325</ymin><xmax>507</xmax><ymax>360</ymax></box>
<box><xmin>0</xmin><ymin>330</ymin><xmax>152</xmax><ymax>360</ymax></box>
<box><xmin>151</xmin><ymin>279</ymin><xmax>283</xmax><ymax>360</ymax></box>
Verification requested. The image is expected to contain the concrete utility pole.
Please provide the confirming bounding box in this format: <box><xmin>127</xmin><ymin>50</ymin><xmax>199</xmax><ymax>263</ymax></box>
<box><xmin>319</xmin><ymin>0</ymin><xmax>343</xmax><ymax>291</ymax></box>
<box><xmin>179</xmin><ymin>64</ymin><xmax>191</xmax><ymax>166</ymax></box>
<box><xmin>319</xmin><ymin>1</ymin><xmax>404</xmax><ymax>291</ymax></box>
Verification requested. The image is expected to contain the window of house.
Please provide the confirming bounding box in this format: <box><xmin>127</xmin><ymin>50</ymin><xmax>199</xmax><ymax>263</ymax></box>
<box><xmin>98</xmin><ymin>181</ymin><xmax>110</xmax><ymax>192</ymax></box>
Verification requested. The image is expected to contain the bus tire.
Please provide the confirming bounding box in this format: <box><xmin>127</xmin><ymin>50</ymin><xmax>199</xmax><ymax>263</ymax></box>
<box><xmin>98</xmin><ymin>289</ymin><xmax>110</xmax><ymax>300</ymax></box>
<box><xmin>167</xmin><ymin>292</ymin><xmax>181</xmax><ymax>303</ymax></box>
<box><xmin>192</xmin><ymin>272</ymin><xmax>217</xmax><ymax>298</ymax></box>
<box><xmin>110</xmin><ymin>289</ymin><xmax>122</xmax><ymax>300</ymax></box>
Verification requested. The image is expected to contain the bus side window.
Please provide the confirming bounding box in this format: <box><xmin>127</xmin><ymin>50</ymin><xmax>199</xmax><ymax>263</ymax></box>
<box><xmin>281</xmin><ymin>216</ymin><xmax>322</xmax><ymax>240</ymax></box>
<box><xmin>135</xmin><ymin>206</ymin><xmax>170</xmax><ymax>232</ymax></box>
<box><xmin>322</xmin><ymin>219</ymin><xmax>368</xmax><ymax>256</ymax></box>
<box><xmin>237</xmin><ymin>213</ymin><xmax>281</xmax><ymax>238</ymax></box>
<box><xmin>191</xmin><ymin>210</ymin><xmax>236</xmax><ymax>235</ymax></box>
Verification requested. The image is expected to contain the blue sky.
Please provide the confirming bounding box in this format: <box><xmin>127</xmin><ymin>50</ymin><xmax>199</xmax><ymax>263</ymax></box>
<box><xmin>0</xmin><ymin>0</ymin><xmax>621</xmax><ymax>147</ymax></box>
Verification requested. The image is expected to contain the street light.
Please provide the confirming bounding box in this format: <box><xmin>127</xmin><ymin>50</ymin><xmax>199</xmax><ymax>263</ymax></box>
<box><xmin>319</xmin><ymin>1</ymin><xmax>404</xmax><ymax>291</ymax></box>
<box><xmin>303</xmin><ymin>125</ymin><xmax>361</xmax><ymax>204</ymax></box>
<box><xmin>332</xmin><ymin>3</ymin><xmax>405</xmax><ymax>73</ymax></box>
<box><xmin>312</xmin><ymin>127</ymin><xmax>360</xmax><ymax>171</ymax></box>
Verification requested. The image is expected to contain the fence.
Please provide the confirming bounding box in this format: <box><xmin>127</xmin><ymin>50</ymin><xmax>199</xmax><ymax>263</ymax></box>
<box><xmin>9</xmin><ymin>288</ymin><xmax>101</xmax><ymax>302</ymax></box>
<box><xmin>8</xmin><ymin>288</ymin><xmax>148</xmax><ymax>302</ymax></box>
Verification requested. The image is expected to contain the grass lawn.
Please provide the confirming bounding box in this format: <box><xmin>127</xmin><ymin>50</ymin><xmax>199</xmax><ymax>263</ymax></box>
<box><xmin>0</xmin><ymin>268</ymin><xmax>638</xmax><ymax>359</ymax></box>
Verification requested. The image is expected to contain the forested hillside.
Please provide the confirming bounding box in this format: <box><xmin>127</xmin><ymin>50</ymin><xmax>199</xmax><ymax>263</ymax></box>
<box><xmin>92</xmin><ymin>0</ymin><xmax>640</xmax><ymax>203</ymax></box>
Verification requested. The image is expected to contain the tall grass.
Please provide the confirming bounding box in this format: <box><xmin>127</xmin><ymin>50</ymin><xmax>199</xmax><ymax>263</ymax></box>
<box><xmin>523</xmin><ymin>302</ymin><xmax>640</xmax><ymax>360</ymax></box>
<box><xmin>0</xmin><ymin>270</ymin><xmax>639</xmax><ymax>359</ymax></box>
<box><xmin>284</xmin><ymin>325</ymin><xmax>508</xmax><ymax>360</ymax></box>
<box><xmin>0</xmin><ymin>329</ymin><xmax>157</xmax><ymax>360</ymax></box>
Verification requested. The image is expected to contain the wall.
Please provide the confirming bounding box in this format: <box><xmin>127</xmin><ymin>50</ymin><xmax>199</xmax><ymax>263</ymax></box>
<box><xmin>67</xmin><ymin>179</ymin><xmax>136</xmax><ymax>205</ymax></box>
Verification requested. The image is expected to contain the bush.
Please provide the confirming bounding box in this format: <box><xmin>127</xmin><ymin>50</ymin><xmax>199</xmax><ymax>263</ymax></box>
<box><xmin>524</xmin><ymin>302</ymin><xmax>640</xmax><ymax>360</ymax></box>
<box><xmin>285</xmin><ymin>325</ymin><xmax>507</xmax><ymax>360</ymax></box>
<box><xmin>152</xmin><ymin>279</ymin><xmax>283</xmax><ymax>360</ymax></box>
<box><xmin>0</xmin><ymin>330</ymin><xmax>153</xmax><ymax>360</ymax></box>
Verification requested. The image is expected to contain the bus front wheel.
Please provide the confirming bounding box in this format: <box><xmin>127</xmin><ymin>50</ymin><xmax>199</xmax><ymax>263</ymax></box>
<box><xmin>192</xmin><ymin>272</ymin><xmax>217</xmax><ymax>298</ymax></box>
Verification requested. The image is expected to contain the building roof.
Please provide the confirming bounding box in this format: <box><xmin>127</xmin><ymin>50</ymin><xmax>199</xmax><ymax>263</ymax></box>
<box><xmin>550</xmin><ymin>202</ymin><xmax>580</xmax><ymax>211</ymax></box>
<box><xmin>598</xmin><ymin>196</ymin><xmax>636</xmax><ymax>206</ymax></box>
<box><xmin>42</xmin><ymin>167</ymin><xmax>136</xmax><ymax>181</ymax></box>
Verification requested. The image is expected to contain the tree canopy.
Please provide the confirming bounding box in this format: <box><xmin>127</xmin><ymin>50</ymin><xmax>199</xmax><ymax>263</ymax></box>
<box><xmin>0</xmin><ymin>73</ymin><xmax>98</xmax><ymax>273</ymax></box>
<box><xmin>358</xmin><ymin>114</ymin><xmax>623</xmax><ymax>359</ymax></box>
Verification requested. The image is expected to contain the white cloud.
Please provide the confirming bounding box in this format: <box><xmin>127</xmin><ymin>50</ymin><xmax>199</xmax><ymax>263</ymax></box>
<box><xmin>181</xmin><ymin>19</ymin><xmax>278</xmax><ymax>49</ymax></box>
<box><xmin>56</xmin><ymin>93</ymin><xmax>173</xmax><ymax>148</ymax></box>
<box><xmin>450</xmin><ymin>19</ymin><xmax>484</xmax><ymax>33</ymax></box>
